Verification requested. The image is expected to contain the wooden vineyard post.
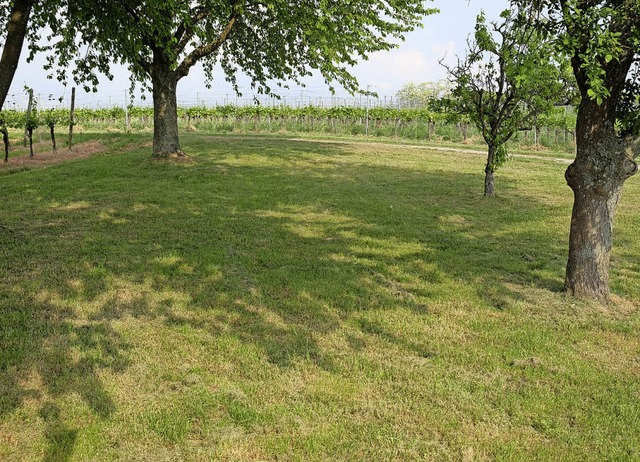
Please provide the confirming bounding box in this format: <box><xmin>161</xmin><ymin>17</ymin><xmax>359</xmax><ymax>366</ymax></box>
<box><xmin>125</xmin><ymin>90</ymin><xmax>131</xmax><ymax>133</ymax></box>
<box><xmin>49</xmin><ymin>122</ymin><xmax>57</xmax><ymax>153</ymax></box>
<box><xmin>68</xmin><ymin>87</ymin><xmax>75</xmax><ymax>150</ymax></box>
<box><xmin>1</xmin><ymin>126</ymin><xmax>8</xmax><ymax>162</ymax></box>
<box><xmin>24</xmin><ymin>88</ymin><xmax>33</xmax><ymax>147</ymax></box>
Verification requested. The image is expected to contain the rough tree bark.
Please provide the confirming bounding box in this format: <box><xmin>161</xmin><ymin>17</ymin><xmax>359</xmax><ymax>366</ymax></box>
<box><xmin>484</xmin><ymin>144</ymin><xmax>497</xmax><ymax>197</ymax></box>
<box><xmin>0</xmin><ymin>0</ymin><xmax>34</xmax><ymax>110</ymax></box>
<box><xmin>146</xmin><ymin>15</ymin><xmax>236</xmax><ymax>158</ymax></box>
<box><xmin>564</xmin><ymin>98</ymin><xmax>638</xmax><ymax>301</ymax></box>
<box><xmin>151</xmin><ymin>58</ymin><xmax>183</xmax><ymax>159</ymax></box>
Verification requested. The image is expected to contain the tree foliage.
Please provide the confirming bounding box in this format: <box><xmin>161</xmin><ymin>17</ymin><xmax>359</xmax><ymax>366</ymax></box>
<box><xmin>443</xmin><ymin>8</ymin><xmax>564</xmax><ymax>195</ymax></box>
<box><xmin>517</xmin><ymin>0</ymin><xmax>639</xmax><ymax>141</ymax></box>
<box><xmin>44</xmin><ymin>0</ymin><xmax>437</xmax><ymax>96</ymax></box>
<box><xmin>38</xmin><ymin>0</ymin><xmax>437</xmax><ymax>157</ymax></box>
<box><xmin>396</xmin><ymin>80</ymin><xmax>452</xmax><ymax>108</ymax></box>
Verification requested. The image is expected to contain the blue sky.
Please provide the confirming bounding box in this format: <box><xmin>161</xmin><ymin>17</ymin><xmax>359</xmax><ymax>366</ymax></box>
<box><xmin>6</xmin><ymin>0</ymin><xmax>510</xmax><ymax>108</ymax></box>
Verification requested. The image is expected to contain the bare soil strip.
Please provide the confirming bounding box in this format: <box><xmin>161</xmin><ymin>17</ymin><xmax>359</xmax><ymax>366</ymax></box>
<box><xmin>0</xmin><ymin>141</ymin><xmax>107</xmax><ymax>169</ymax></box>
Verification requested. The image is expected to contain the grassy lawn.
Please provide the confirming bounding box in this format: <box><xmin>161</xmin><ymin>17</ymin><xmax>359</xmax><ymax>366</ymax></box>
<box><xmin>1</xmin><ymin>132</ymin><xmax>639</xmax><ymax>461</ymax></box>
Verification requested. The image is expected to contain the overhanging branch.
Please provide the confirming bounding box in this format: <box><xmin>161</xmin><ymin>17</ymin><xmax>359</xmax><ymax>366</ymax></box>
<box><xmin>134</xmin><ymin>56</ymin><xmax>152</xmax><ymax>76</ymax></box>
<box><xmin>175</xmin><ymin>15</ymin><xmax>237</xmax><ymax>80</ymax></box>
<box><xmin>174</xmin><ymin>7</ymin><xmax>210</xmax><ymax>55</ymax></box>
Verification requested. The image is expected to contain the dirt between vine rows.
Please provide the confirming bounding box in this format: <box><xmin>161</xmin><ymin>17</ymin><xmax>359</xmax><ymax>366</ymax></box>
<box><xmin>0</xmin><ymin>141</ymin><xmax>107</xmax><ymax>170</ymax></box>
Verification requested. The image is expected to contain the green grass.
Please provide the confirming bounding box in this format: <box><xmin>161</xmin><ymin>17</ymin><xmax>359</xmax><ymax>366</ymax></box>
<box><xmin>1</xmin><ymin>132</ymin><xmax>639</xmax><ymax>461</ymax></box>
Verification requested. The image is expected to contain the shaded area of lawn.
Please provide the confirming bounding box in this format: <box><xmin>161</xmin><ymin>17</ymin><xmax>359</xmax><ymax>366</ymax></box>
<box><xmin>1</xmin><ymin>133</ymin><xmax>638</xmax><ymax>460</ymax></box>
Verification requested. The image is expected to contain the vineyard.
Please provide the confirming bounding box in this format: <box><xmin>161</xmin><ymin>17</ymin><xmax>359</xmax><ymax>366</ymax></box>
<box><xmin>0</xmin><ymin>103</ymin><xmax>578</xmax><ymax>158</ymax></box>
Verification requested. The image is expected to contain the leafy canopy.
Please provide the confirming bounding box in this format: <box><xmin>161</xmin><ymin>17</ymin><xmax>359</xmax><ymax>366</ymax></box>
<box><xmin>515</xmin><ymin>0</ymin><xmax>640</xmax><ymax>138</ymax></box>
<box><xmin>42</xmin><ymin>0</ymin><xmax>438</xmax><ymax>95</ymax></box>
<box><xmin>445</xmin><ymin>8</ymin><xmax>564</xmax><ymax>169</ymax></box>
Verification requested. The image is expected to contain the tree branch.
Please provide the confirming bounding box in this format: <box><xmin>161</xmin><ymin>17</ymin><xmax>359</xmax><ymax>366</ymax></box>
<box><xmin>0</xmin><ymin>0</ymin><xmax>35</xmax><ymax>110</ymax></box>
<box><xmin>495</xmin><ymin>91</ymin><xmax>517</xmax><ymax>129</ymax></box>
<box><xmin>134</xmin><ymin>56</ymin><xmax>152</xmax><ymax>76</ymax></box>
<box><xmin>174</xmin><ymin>7</ymin><xmax>210</xmax><ymax>55</ymax></box>
<box><xmin>175</xmin><ymin>15</ymin><xmax>237</xmax><ymax>80</ymax></box>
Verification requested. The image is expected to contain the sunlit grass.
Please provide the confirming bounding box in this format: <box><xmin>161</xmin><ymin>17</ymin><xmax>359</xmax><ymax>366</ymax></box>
<box><xmin>1</xmin><ymin>132</ymin><xmax>638</xmax><ymax>461</ymax></box>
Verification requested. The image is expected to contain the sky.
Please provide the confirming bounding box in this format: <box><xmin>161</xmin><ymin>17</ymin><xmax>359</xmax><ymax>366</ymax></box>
<box><xmin>5</xmin><ymin>0</ymin><xmax>510</xmax><ymax>109</ymax></box>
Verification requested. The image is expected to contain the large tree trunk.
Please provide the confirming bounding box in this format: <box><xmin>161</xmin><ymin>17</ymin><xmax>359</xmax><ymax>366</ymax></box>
<box><xmin>0</xmin><ymin>0</ymin><xmax>34</xmax><ymax>110</ymax></box>
<box><xmin>564</xmin><ymin>100</ymin><xmax>637</xmax><ymax>301</ymax></box>
<box><xmin>484</xmin><ymin>144</ymin><xmax>496</xmax><ymax>197</ymax></box>
<box><xmin>151</xmin><ymin>61</ymin><xmax>184</xmax><ymax>159</ymax></box>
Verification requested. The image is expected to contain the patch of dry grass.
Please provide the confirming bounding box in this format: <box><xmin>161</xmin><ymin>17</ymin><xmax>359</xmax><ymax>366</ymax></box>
<box><xmin>0</xmin><ymin>140</ymin><xmax>107</xmax><ymax>170</ymax></box>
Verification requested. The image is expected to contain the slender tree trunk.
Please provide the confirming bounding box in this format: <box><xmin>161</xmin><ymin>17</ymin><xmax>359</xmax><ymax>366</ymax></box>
<box><xmin>24</xmin><ymin>88</ymin><xmax>33</xmax><ymax>147</ymax></box>
<box><xmin>0</xmin><ymin>0</ymin><xmax>34</xmax><ymax>110</ymax></box>
<box><xmin>484</xmin><ymin>144</ymin><xmax>496</xmax><ymax>197</ymax></box>
<box><xmin>151</xmin><ymin>63</ymin><xmax>184</xmax><ymax>158</ymax></box>
<box><xmin>68</xmin><ymin>87</ymin><xmax>75</xmax><ymax>149</ymax></box>
<box><xmin>28</xmin><ymin>127</ymin><xmax>33</xmax><ymax>158</ymax></box>
<box><xmin>2</xmin><ymin>126</ymin><xmax>9</xmax><ymax>162</ymax></box>
<box><xmin>49</xmin><ymin>123</ymin><xmax>57</xmax><ymax>153</ymax></box>
<box><xmin>564</xmin><ymin>100</ymin><xmax>637</xmax><ymax>301</ymax></box>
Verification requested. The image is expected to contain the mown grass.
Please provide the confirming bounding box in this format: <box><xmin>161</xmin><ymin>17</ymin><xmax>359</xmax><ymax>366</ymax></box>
<box><xmin>1</xmin><ymin>132</ymin><xmax>639</xmax><ymax>461</ymax></box>
<box><xmin>12</xmin><ymin>117</ymin><xmax>578</xmax><ymax>164</ymax></box>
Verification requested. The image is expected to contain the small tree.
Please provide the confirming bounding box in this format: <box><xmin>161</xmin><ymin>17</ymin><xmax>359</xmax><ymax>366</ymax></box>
<box><xmin>0</xmin><ymin>109</ymin><xmax>21</xmax><ymax>162</ymax></box>
<box><xmin>23</xmin><ymin>103</ymin><xmax>37</xmax><ymax>158</ymax></box>
<box><xmin>42</xmin><ymin>108</ymin><xmax>65</xmax><ymax>153</ymax></box>
<box><xmin>443</xmin><ymin>9</ymin><xmax>564</xmax><ymax>196</ymax></box>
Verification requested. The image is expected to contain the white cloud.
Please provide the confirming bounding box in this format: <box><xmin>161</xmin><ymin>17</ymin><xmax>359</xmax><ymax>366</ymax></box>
<box><xmin>353</xmin><ymin>49</ymin><xmax>436</xmax><ymax>90</ymax></box>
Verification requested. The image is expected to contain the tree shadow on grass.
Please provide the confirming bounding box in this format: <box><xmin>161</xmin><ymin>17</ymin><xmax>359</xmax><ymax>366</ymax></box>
<box><xmin>0</xmin><ymin>231</ymin><xmax>129</xmax><ymax>458</ymax></box>
<box><xmin>177</xmin><ymin>136</ymin><xmax>572</xmax><ymax>351</ymax></box>
<box><xmin>39</xmin><ymin>403</ymin><xmax>78</xmax><ymax>462</ymax></box>
<box><xmin>0</xmin><ymin>134</ymin><xmax>575</xmax><ymax>455</ymax></box>
<box><xmin>115</xmin><ymin>139</ymin><xmax>567</xmax><ymax>354</ymax></box>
